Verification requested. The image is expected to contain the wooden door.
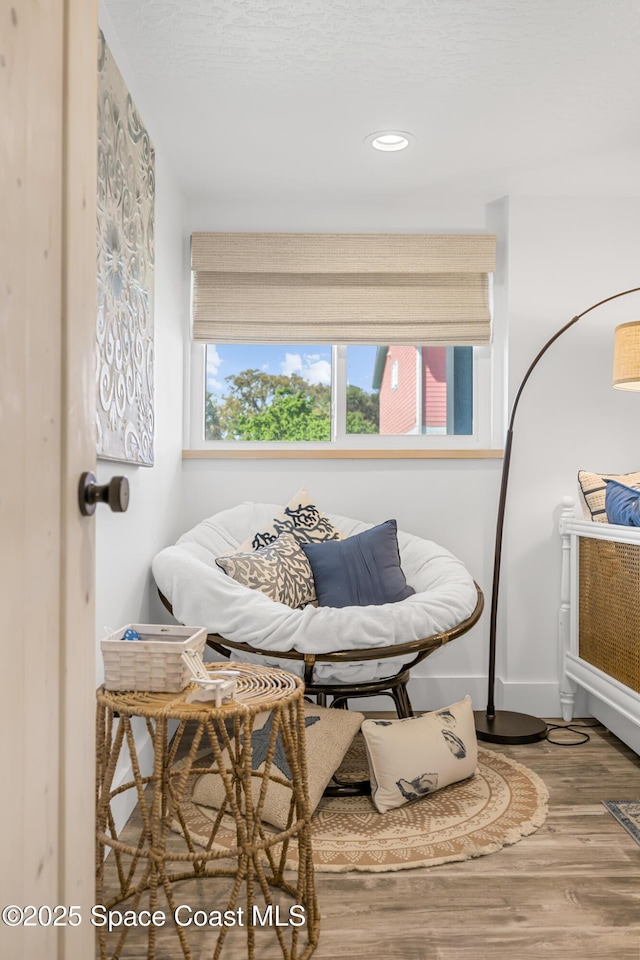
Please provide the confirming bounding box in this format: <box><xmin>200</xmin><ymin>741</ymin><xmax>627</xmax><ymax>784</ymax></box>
<box><xmin>1</xmin><ymin>1</ymin><xmax>98</xmax><ymax>957</ymax></box>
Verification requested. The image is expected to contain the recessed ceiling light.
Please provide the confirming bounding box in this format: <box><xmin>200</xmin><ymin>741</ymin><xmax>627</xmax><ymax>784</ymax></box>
<box><xmin>367</xmin><ymin>131</ymin><xmax>412</xmax><ymax>152</ymax></box>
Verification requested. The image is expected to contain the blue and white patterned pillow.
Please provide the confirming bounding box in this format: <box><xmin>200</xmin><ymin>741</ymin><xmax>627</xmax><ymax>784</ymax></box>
<box><xmin>236</xmin><ymin>487</ymin><xmax>343</xmax><ymax>552</ymax></box>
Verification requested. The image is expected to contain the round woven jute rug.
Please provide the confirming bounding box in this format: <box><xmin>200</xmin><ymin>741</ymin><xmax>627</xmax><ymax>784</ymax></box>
<box><xmin>176</xmin><ymin>737</ymin><xmax>548</xmax><ymax>873</ymax></box>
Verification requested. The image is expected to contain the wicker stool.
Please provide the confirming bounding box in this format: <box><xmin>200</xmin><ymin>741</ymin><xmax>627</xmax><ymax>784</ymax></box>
<box><xmin>96</xmin><ymin>662</ymin><xmax>319</xmax><ymax>960</ymax></box>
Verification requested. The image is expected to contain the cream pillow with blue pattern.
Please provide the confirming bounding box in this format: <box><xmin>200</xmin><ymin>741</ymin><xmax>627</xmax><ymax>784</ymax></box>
<box><xmin>234</xmin><ymin>486</ymin><xmax>344</xmax><ymax>553</ymax></box>
<box><xmin>362</xmin><ymin>696</ymin><xmax>478</xmax><ymax>814</ymax></box>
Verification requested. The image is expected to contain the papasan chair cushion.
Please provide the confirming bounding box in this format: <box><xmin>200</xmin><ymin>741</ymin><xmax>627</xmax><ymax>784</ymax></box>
<box><xmin>152</xmin><ymin>501</ymin><xmax>479</xmax><ymax>686</ymax></box>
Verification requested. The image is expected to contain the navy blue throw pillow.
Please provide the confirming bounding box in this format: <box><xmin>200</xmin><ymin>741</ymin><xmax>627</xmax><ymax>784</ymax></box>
<box><xmin>301</xmin><ymin>519</ymin><xmax>415</xmax><ymax>608</ymax></box>
<box><xmin>605</xmin><ymin>479</ymin><xmax>640</xmax><ymax>526</ymax></box>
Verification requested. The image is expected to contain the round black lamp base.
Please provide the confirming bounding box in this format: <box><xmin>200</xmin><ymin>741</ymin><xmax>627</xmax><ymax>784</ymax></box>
<box><xmin>474</xmin><ymin>710</ymin><xmax>547</xmax><ymax>744</ymax></box>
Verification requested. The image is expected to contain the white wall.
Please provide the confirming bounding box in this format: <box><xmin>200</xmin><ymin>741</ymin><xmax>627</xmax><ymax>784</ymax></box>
<box><xmin>179</xmin><ymin>193</ymin><xmax>640</xmax><ymax>717</ymax></box>
<box><xmin>94</xmin><ymin>146</ymin><xmax>185</xmax><ymax>661</ymax></box>
<box><xmin>94</xmin><ymin>140</ymin><xmax>185</xmax><ymax>657</ymax></box>
<box><xmin>95</xmin><ymin>7</ymin><xmax>186</xmax><ymax>821</ymax></box>
<box><xmin>502</xmin><ymin>196</ymin><xmax>640</xmax><ymax>713</ymax></box>
<box><xmin>96</xmin><ymin>4</ymin><xmax>185</xmax><ymax>666</ymax></box>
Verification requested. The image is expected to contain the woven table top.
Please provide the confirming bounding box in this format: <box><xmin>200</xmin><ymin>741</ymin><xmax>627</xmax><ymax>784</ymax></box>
<box><xmin>96</xmin><ymin>661</ymin><xmax>304</xmax><ymax>720</ymax></box>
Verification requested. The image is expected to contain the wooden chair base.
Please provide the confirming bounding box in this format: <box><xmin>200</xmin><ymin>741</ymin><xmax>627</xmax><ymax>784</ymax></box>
<box><xmin>304</xmin><ymin>669</ymin><xmax>414</xmax><ymax>719</ymax></box>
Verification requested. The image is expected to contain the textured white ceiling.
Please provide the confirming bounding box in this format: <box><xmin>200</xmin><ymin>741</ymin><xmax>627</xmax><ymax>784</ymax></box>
<box><xmin>102</xmin><ymin>0</ymin><xmax>640</xmax><ymax>204</ymax></box>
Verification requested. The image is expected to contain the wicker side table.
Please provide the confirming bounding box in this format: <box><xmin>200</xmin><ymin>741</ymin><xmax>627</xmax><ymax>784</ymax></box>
<box><xmin>96</xmin><ymin>662</ymin><xmax>319</xmax><ymax>960</ymax></box>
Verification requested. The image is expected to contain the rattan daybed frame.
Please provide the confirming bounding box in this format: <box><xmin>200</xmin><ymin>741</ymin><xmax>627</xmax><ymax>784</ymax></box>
<box><xmin>159</xmin><ymin>584</ymin><xmax>484</xmax><ymax>719</ymax></box>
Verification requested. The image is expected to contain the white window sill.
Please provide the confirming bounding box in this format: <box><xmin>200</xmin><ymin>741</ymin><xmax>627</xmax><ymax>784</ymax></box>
<box><xmin>182</xmin><ymin>448</ymin><xmax>504</xmax><ymax>461</ymax></box>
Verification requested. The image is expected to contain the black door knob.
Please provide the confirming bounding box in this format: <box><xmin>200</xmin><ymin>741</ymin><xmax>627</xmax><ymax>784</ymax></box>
<box><xmin>78</xmin><ymin>472</ymin><xmax>130</xmax><ymax>516</ymax></box>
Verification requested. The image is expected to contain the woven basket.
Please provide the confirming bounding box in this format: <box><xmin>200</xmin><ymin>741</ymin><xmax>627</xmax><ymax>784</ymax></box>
<box><xmin>101</xmin><ymin>624</ymin><xmax>207</xmax><ymax>692</ymax></box>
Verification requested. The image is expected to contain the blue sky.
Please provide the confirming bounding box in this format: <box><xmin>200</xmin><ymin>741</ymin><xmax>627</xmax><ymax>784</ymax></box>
<box><xmin>206</xmin><ymin>344</ymin><xmax>378</xmax><ymax>397</ymax></box>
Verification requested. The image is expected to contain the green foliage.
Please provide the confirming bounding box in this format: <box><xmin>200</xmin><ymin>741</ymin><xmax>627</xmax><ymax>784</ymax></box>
<box><xmin>205</xmin><ymin>369</ymin><xmax>379</xmax><ymax>441</ymax></box>
<box><xmin>346</xmin><ymin>384</ymin><xmax>379</xmax><ymax>434</ymax></box>
<box><xmin>346</xmin><ymin>410</ymin><xmax>378</xmax><ymax>434</ymax></box>
<box><xmin>235</xmin><ymin>390</ymin><xmax>331</xmax><ymax>441</ymax></box>
<box><xmin>205</xmin><ymin>391</ymin><xmax>224</xmax><ymax>440</ymax></box>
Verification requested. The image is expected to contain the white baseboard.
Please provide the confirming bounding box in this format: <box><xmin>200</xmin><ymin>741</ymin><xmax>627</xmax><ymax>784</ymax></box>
<box><xmin>494</xmin><ymin>678</ymin><xmax>568</xmax><ymax>719</ymax></box>
<box><xmin>409</xmin><ymin>676</ymin><xmax>566</xmax><ymax>717</ymax></box>
<box><xmin>586</xmin><ymin>692</ymin><xmax>640</xmax><ymax>756</ymax></box>
<box><xmin>350</xmin><ymin>676</ymin><xmax>589</xmax><ymax>718</ymax></box>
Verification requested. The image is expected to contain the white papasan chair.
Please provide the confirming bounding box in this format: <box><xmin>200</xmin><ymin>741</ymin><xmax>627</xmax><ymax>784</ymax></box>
<box><xmin>153</xmin><ymin>503</ymin><xmax>484</xmax><ymax>717</ymax></box>
<box><xmin>152</xmin><ymin>501</ymin><xmax>483</xmax><ymax>719</ymax></box>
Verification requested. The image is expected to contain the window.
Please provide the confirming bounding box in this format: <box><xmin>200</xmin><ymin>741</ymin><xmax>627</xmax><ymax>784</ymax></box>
<box><xmin>187</xmin><ymin>231</ymin><xmax>501</xmax><ymax>453</ymax></box>
<box><xmin>357</xmin><ymin>345</ymin><xmax>473</xmax><ymax>436</ymax></box>
<box><xmin>204</xmin><ymin>344</ymin><xmax>332</xmax><ymax>441</ymax></box>
<box><xmin>190</xmin><ymin>341</ymin><xmax>486</xmax><ymax>449</ymax></box>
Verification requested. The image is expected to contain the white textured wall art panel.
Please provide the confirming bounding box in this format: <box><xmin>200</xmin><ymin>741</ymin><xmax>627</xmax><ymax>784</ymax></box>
<box><xmin>97</xmin><ymin>29</ymin><xmax>155</xmax><ymax>465</ymax></box>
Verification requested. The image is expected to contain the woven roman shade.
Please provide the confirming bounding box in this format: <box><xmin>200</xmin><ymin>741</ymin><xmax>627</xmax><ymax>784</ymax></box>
<box><xmin>191</xmin><ymin>232</ymin><xmax>496</xmax><ymax>345</ymax></box>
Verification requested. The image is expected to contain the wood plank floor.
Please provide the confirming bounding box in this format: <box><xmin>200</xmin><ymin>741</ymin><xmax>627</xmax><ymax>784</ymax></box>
<box><xmin>98</xmin><ymin>720</ymin><xmax>640</xmax><ymax>960</ymax></box>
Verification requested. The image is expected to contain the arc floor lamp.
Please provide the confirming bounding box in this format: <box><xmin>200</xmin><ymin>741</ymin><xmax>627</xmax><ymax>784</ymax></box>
<box><xmin>474</xmin><ymin>286</ymin><xmax>640</xmax><ymax>744</ymax></box>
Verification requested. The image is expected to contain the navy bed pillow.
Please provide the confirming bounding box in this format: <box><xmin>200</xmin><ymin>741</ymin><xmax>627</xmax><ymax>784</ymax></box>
<box><xmin>301</xmin><ymin>519</ymin><xmax>415</xmax><ymax>608</ymax></box>
<box><xmin>604</xmin><ymin>479</ymin><xmax>640</xmax><ymax>526</ymax></box>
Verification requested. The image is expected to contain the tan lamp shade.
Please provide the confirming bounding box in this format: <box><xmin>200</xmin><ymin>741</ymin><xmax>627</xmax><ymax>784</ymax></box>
<box><xmin>613</xmin><ymin>321</ymin><xmax>640</xmax><ymax>390</ymax></box>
